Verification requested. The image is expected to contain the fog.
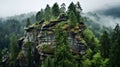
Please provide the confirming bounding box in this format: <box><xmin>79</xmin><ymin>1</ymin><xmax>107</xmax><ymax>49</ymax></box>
<box><xmin>0</xmin><ymin>0</ymin><xmax>120</xmax><ymax>28</ymax></box>
<box><xmin>83</xmin><ymin>13</ymin><xmax>120</xmax><ymax>28</ymax></box>
<box><xmin>0</xmin><ymin>0</ymin><xmax>120</xmax><ymax>17</ymax></box>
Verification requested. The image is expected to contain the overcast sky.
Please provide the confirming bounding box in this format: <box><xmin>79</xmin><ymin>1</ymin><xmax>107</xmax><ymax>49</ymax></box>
<box><xmin>0</xmin><ymin>0</ymin><xmax>120</xmax><ymax>17</ymax></box>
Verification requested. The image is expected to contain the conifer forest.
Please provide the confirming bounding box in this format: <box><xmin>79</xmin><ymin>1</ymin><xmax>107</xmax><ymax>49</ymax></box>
<box><xmin>0</xmin><ymin>0</ymin><xmax>120</xmax><ymax>67</ymax></box>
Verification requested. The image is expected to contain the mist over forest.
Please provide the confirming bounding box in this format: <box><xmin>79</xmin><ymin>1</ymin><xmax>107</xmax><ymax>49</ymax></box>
<box><xmin>0</xmin><ymin>1</ymin><xmax>120</xmax><ymax>67</ymax></box>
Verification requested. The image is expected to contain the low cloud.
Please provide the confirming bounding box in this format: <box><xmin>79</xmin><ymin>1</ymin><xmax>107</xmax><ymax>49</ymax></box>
<box><xmin>82</xmin><ymin>3</ymin><xmax>120</xmax><ymax>28</ymax></box>
<box><xmin>82</xmin><ymin>13</ymin><xmax>120</xmax><ymax>28</ymax></box>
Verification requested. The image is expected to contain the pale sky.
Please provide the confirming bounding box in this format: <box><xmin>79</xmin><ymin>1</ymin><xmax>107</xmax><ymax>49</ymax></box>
<box><xmin>0</xmin><ymin>0</ymin><xmax>120</xmax><ymax>17</ymax></box>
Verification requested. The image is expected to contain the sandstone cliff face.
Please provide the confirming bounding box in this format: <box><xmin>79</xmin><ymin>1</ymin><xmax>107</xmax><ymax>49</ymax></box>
<box><xmin>18</xmin><ymin>14</ymin><xmax>87</xmax><ymax>63</ymax></box>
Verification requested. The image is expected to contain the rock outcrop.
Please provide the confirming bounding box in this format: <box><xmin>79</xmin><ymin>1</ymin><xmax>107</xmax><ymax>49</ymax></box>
<box><xmin>17</xmin><ymin>13</ymin><xmax>87</xmax><ymax>64</ymax></box>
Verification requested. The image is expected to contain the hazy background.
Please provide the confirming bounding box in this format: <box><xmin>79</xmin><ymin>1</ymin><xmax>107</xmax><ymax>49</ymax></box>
<box><xmin>0</xmin><ymin>0</ymin><xmax>120</xmax><ymax>49</ymax></box>
<box><xmin>0</xmin><ymin>0</ymin><xmax>120</xmax><ymax>17</ymax></box>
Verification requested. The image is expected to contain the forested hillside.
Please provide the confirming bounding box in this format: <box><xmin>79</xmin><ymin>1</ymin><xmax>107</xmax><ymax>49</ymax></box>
<box><xmin>0</xmin><ymin>1</ymin><xmax>120</xmax><ymax>67</ymax></box>
<box><xmin>0</xmin><ymin>12</ymin><xmax>36</xmax><ymax>49</ymax></box>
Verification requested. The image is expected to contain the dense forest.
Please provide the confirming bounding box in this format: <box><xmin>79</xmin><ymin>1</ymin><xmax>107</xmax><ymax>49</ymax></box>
<box><xmin>0</xmin><ymin>13</ymin><xmax>36</xmax><ymax>49</ymax></box>
<box><xmin>0</xmin><ymin>1</ymin><xmax>120</xmax><ymax>67</ymax></box>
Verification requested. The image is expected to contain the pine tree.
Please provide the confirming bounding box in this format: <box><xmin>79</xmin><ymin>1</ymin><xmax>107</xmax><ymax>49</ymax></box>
<box><xmin>9</xmin><ymin>34</ymin><xmax>18</xmax><ymax>67</ymax></box>
<box><xmin>60</xmin><ymin>3</ymin><xmax>66</xmax><ymax>13</ymax></box>
<box><xmin>76</xmin><ymin>2</ymin><xmax>82</xmax><ymax>12</ymax></box>
<box><xmin>68</xmin><ymin>2</ymin><xmax>82</xmax><ymax>23</ymax></box>
<box><xmin>44</xmin><ymin>4</ymin><xmax>51</xmax><ymax>21</ymax></box>
<box><xmin>26</xmin><ymin>18</ymin><xmax>31</xmax><ymax>27</ymax></box>
<box><xmin>67</xmin><ymin>2</ymin><xmax>76</xmax><ymax>17</ymax></box>
<box><xmin>110</xmin><ymin>36</ymin><xmax>120</xmax><ymax>67</ymax></box>
<box><xmin>69</xmin><ymin>11</ymin><xmax>77</xmax><ymax>27</ymax></box>
<box><xmin>76</xmin><ymin>2</ymin><xmax>82</xmax><ymax>23</ymax></box>
<box><xmin>36</xmin><ymin>9</ymin><xmax>44</xmax><ymax>21</ymax></box>
<box><xmin>43</xmin><ymin>56</ymin><xmax>54</xmax><ymax>67</ymax></box>
<box><xmin>100</xmin><ymin>31</ymin><xmax>111</xmax><ymax>58</ymax></box>
<box><xmin>90</xmin><ymin>37</ymin><xmax>97</xmax><ymax>53</ymax></box>
<box><xmin>26</xmin><ymin>42</ymin><xmax>33</xmax><ymax>67</ymax></box>
<box><xmin>52</xmin><ymin>3</ymin><xmax>60</xmax><ymax>17</ymax></box>
<box><xmin>112</xmin><ymin>24</ymin><xmax>120</xmax><ymax>42</ymax></box>
<box><xmin>109</xmin><ymin>24</ymin><xmax>120</xmax><ymax>67</ymax></box>
<box><xmin>54</xmin><ymin>24</ymin><xmax>75</xmax><ymax>67</ymax></box>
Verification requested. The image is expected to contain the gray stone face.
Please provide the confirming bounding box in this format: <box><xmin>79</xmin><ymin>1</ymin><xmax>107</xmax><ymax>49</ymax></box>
<box><xmin>19</xmin><ymin>14</ymin><xmax>86</xmax><ymax>59</ymax></box>
<box><xmin>22</xmin><ymin>46</ymin><xmax>27</xmax><ymax>56</ymax></box>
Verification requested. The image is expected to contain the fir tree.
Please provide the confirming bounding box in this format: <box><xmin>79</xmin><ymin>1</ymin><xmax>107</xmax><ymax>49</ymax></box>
<box><xmin>69</xmin><ymin>11</ymin><xmax>77</xmax><ymax>27</ymax></box>
<box><xmin>112</xmin><ymin>24</ymin><xmax>120</xmax><ymax>42</ymax></box>
<box><xmin>100</xmin><ymin>31</ymin><xmax>111</xmax><ymax>58</ymax></box>
<box><xmin>90</xmin><ymin>37</ymin><xmax>97</xmax><ymax>53</ymax></box>
<box><xmin>60</xmin><ymin>3</ymin><xmax>66</xmax><ymax>13</ymax></box>
<box><xmin>52</xmin><ymin>3</ymin><xmax>60</xmax><ymax>17</ymax></box>
<box><xmin>76</xmin><ymin>2</ymin><xmax>82</xmax><ymax>12</ymax></box>
<box><xmin>26</xmin><ymin>42</ymin><xmax>33</xmax><ymax>67</ymax></box>
<box><xmin>26</xmin><ymin>18</ymin><xmax>31</xmax><ymax>27</ymax></box>
<box><xmin>54</xmin><ymin>24</ymin><xmax>75</xmax><ymax>67</ymax></box>
<box><xmin>44</xmin><ymin>4</ymin><xmax>51</xmax><ymax>21</ymax></box>
<box><xmin>9</xmin><ymin>35</ymin><xmax>18</xmax><ymax>67</ymax></box>
<box><xmin>109</xmin><ymin>24</ymin><xmax>120</xmax><ymax>67</ymax></box>
<box><xmin>110</xmin><ymin>36</ymin><xmax>120</xmax><ymax>67</ymax></box>
<box><xmin>67</xmin><ymin>2</ymin><xmax>76</xmax><ymax>16</ymax></box>
<box><xmin>68</xmin><ymin>2</ymin><xmax>82</xmax><ymax>23</ymax></box>
<box><xmin>76</xmin><ymin>2</ymin><xmax>82</xmax><ymax>23</ymax></box>
<box><xmin>36</xmin><ymin>9</ymin><xmax>44</xmax><ymax>21</ymax></box>
<box><xmin>43</xmin><ymin>56</ymin><xmax>54</xmax><ymax>67</ymax></box>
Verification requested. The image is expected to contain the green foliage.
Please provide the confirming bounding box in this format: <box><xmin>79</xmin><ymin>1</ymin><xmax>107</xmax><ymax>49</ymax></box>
<box><xmin>2</xmin><ymin>2</ymin><xmax>120</xmax><ymax>67</ymax></box>
<box><xmin>67</xmin><ymin>2</ymin><xmax>76</xmax><ymax>16</ymax></box>
<box><xmin>76</xmin><ymin>2</ymin><xmax>82</xmax><ymax>11</ymax></box>
<box><xmin>92</xmin><ymin>52</ymin><xmax>102</xmax><ymax>67</ymax></box>
<box><xmin>1</xmin><ymin>48</ymin><xmax>8</xmax><ymax>55</ymax></box>
<box><xmin>82</xmin><ymin>24</ymin><xmax>120</xmax><ymax>67</ymax></box>
<box><xmin>9</xmin><ymin>34</ymin><xmax>18</xmax><ymax>67</ymax></box>
<box><xmin>83</xmin><ymin>29</ymin><xmax>99</xmax><ymax>47</ymax></box>
<box><xmin>69</xmin><ymin>11</ymin><xmax>78</xmax><ymax>27</ymax></box>
<box><xmin>112</xmin><ymin>24</ymin><xmax>120</xmax><ymax>42</ymax></box>
<box><xmin>26</xmin><ymin>18</ymin><xmax>31</xmax><ymax>27</ymax></box>
<box><xmin>91</xmin><ymin>52</ymin><xmax>109</xmax><ymax>67</ymax></box>
<box><xmin>67</xmin><ymin>2</ymin><xmax>82</xmax><ymax>23</ymax></box>
<box><xmin>36</xmin><ymin>9</ymin><xmax>44</xmax><ymax>21</ymax></box>
<box><xmin>26</xmin><ymin>42</ymin><xmax>33</xmax><ymax>67</ymax></box>
<box><xmin>83</xmin><ymin>29</ymin><xmax>95</xmax><ymax>41</ymax></box>
<box><xmin>83</xmin><ymin>29</ymin><xmax>101</xmax><ymax>63</ymax></box>
<box><xmin>52</xmin><ymin>3</ymin><xmax>60</xmax><ymax>17</ymax></box>
<box><xmin>83</xmin><ymin>48</ymin><xmax>93</xmax><ymax>59</ymax></box>
<box><xmin>100</xmin><ymin>31</ymin><xmax>111</xmax><ymax>58</ymax></box>
<box><xmin>109</xmin><ymin>24</ymin><xmax>120</xmax><ymax>67</ymax></box>
<box><xmin>83</xmin><ymin>29</ymin><xmax>100</xmax><ymax>49</ymax></box>
<box><xmin>90</xmin><ymin>37</ymin><xmax>99</xmax><ymax>52</ymax></box>
<box><xmin>42</xmin><ymin>56</ymin><xmax>54</xmax><ymax>67</ymax></box>
<box><xmin>76</xmin><ymin>2</ymin><xmax>82</xmax><ymax>23</ymax></box>
<box><xmin>54</xmin><ymin>24</ymin><xmax>76</xmax><ymax>67</ymax></box>
<box><xmin>0</xmin><ymin>18</ymin><xmax>29</xmax><ymax>49</ymax></box>
<box><xmin>100</xmin><ymin>59</ymin><xmax>109</xmax><ymax>67</ymax></box>
<box><xmin>60</xmin><ymin>3</ymin><xmax>66</xmax><ymax>13</ymax></box>
<box><xmin>83</xmin><ymin>14</ymin><xmax>113</xmax><ymax>39</ymax></box>
<box><xmin>44</xmin><ymin>4</ymin><xmax>51</xmax><ymax>21</ymax></box>
<box><xmin>83</xmin><ymin>51</ymin><xmax>109</xmax><ymax>67</ymax></box>
<box><xmin>82</xmin><ymin>59</ymin><xmax>92</xmax><ymax>67</ymax></box>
